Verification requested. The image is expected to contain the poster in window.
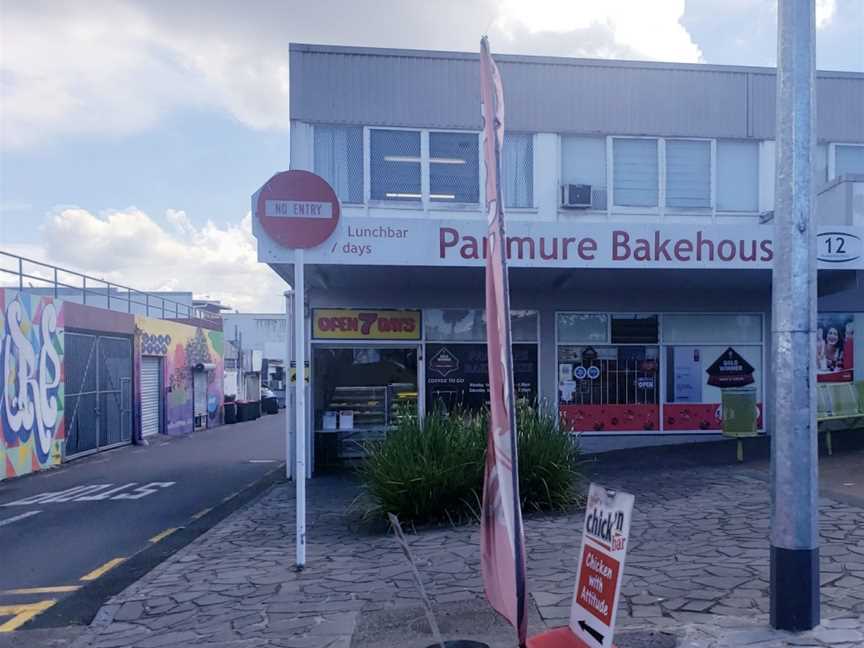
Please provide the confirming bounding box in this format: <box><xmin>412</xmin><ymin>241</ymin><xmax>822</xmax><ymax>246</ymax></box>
<box><xmin>425</xmin><ymin>343</ymin><xmax>538</xmax><ymax>411</ymax></box>
<box><xmin>817</xmin><ymin>313</ymin><xmax>854</xmax><ymax>383</ymax></box>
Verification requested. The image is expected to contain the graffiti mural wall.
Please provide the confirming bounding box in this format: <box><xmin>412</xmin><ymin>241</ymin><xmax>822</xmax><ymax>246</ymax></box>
<box><xmin>134</xmin><ymin>317</ymin><xmax>224</xmax><ymax>436</ymax></box>
<box><xmin>1</xmin><ymin>290</ymin><xmax>65</xmax><ymax>481</ymax></box>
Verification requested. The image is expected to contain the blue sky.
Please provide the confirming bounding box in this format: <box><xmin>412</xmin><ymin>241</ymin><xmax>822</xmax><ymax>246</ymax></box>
<box><xmin>1</xmin><ymin>0</ymin><xmax>862</xmax><ymax>310</ymax></box>
<box><xmin>2</xmin><ymin>109</ymin><xmax>286</xmax><ymax>236</ymax></box>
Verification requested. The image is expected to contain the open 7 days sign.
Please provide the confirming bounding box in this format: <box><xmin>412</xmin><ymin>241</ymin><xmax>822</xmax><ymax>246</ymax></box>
<box><xmin>569</xmin><ymin>484</ymin><xmax>635</xmax><ymax>648</ymax></box>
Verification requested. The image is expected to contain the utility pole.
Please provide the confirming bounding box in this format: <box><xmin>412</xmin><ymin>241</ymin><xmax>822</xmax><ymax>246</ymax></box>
<box><xmin>770</xmin><ymin>0</ymin><xmax>819</xmax><ymax>631</ymax></box>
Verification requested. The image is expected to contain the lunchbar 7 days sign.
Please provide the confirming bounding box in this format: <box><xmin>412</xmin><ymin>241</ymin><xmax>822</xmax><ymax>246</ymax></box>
<box><xmin>570</xmin><ymin>484</ymin><xmax>635</xmax><ymax>648</ymax></box>
<box><xmin>256</xmin><ymin>216</ymin><xmax>864</xmax><ymax>271</ymax></box>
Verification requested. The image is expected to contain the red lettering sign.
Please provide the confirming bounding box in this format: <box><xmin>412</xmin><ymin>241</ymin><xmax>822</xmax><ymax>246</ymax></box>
<box><xmin>575</xmin><ymin>546</ymin><xmax>620</xmax><ymax>626</ymax></box>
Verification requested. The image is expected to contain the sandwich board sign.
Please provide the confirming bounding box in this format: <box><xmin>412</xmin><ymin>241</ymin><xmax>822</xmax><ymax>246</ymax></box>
<box><xmin>569</xmin><ymin>484</ymin><xmax>635</xmax><ymax>648</ymax></box>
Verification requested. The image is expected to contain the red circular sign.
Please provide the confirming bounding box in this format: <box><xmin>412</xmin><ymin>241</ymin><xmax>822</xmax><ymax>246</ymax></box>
<box><xmin>255</xmin><ymin>170</ymin><xmax>340</xmax><ymax>249</ymax></box>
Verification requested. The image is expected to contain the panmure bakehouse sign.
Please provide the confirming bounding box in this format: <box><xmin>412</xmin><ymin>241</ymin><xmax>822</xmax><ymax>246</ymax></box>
<box><xmin>255</xmin><ymin>216</ymin><xmax>864</xmax><ymax>271</ymax></box>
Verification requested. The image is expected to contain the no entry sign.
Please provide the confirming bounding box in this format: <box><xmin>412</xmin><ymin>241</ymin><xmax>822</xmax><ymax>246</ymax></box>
<box><xmin>569</xmin><ymin>484</ymin><xmax>634</xmax><ymax>648</ymax></box>
<box><xmin>255</xmin><ymin>170</ymin><xmax>340</xmax><ymax>249</ymax></box>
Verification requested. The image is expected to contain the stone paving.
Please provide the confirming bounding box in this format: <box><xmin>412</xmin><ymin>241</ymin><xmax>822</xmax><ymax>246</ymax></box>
<box><xmin>65</xmin><ymin>458</ymin><xmax>864</xmax><ymax>648</ymax></box>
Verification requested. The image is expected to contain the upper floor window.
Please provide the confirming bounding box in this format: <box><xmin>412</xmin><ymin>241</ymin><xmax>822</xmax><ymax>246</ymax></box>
<box><xmin>370</xmin><ymin>128</ymin><xmax>480</xmax><ymax>204</ymax></box>
<box><xmin>561</xmin><ymin>136</ymin><xmax>606</xmax><ymax>209</ymax></box>
<box><xmin>503</xmin><ymin>133</ymin><xmax>534</xmax><ymax>208</ymax></box>
<box><xmin>609</xmin><ymin>136</ymin><xmax>759</xmax><ymax>213</ymax></box>
<box><xmin>665</xmin><ymin>140</ymin><xmax>710</xmax><ymax>208</ymax></box>
<box><xmin>716</xmin><ymin>141</ymin><xmax>758</xmax><ymax>212</ymax></box>
<box><xmin>430</xmin><ymin>132</ymin><xmax>479</xmax><ymax>203</ymax></box>
<box><xmin>835</xmin><ymin>144</ymin><xmax>864</xmax><ymax>177</ymax></box>
<box><xmin>613</xmin><ymin>138</ymin><xmax>658</xmax><ymax>207</ymax></box>
<box><xmin>370</xmin><ymin>129</ymin><xmax>422</xmax><ymax>201</ymax></box>
<box><xmin>314</xmin><ymin>125</ymin><xmax>363</xmax><ymax>204</ymax></box>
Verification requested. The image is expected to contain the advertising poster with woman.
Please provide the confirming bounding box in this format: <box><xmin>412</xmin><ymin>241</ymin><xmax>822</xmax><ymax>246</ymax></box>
<box><xmin>817</xmin><ymin>314</ymin><xmax>854</xmax><ymax>382</ymax></box>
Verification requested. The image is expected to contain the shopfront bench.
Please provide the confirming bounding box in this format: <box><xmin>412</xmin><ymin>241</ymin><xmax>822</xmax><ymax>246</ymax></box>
<box><xmin>817</xmin><ymin>382</ymin><xmax>864</xmax><ymax>454</ymax></box>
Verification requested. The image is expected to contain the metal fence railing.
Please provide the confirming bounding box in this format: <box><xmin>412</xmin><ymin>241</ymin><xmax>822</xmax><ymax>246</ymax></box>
<box><xmin>0</xmin><ymin>250</ymin><xmax>220</xmax><ymax>322</ymax></box>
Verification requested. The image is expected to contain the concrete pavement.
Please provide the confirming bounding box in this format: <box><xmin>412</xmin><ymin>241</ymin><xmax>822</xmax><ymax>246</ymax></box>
<box><xmin>0</xmin><ymin>413</ymin><xmax>285</xmax><ymax>638</ymax></box>
<box><xmin>27</xmin><ymin>444</ymin><xmax>864</xmax><ymax>648</ymax></box>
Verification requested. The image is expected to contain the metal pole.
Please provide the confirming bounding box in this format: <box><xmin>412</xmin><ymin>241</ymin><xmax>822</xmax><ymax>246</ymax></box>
<box><xmin>770</xmin><ymin>0</ymin><xmax>819</xmax><ymax>631</ymax></box>
<box><xmin>294</xmin><ymin>251</ymin><xmax>306</xmax><ymax>570</ymax></box>
<box><xmin>107</xmin><ymin>282</ymin><xmax>111</xmax><ymax>310</ymax></box>
<box><xmin>82</xmin><ymin>275</ymin><xmax>87</xmax><ymax>305</ymax></box>
<box><xmin>18</xmin><ymin>257</ymin><xmax>23</xmax><ymax>291</ymax></box>
<box><xmin>284</xmin><ymin>289</ymin><xmax>295</xmax><ymax>482</ymax></box>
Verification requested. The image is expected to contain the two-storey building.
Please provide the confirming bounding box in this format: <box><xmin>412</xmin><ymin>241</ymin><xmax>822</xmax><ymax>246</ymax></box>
<box><xmin>255</xmin><ymin>43</ymin><xmax>864</xmax><ymax>466</ymax></box>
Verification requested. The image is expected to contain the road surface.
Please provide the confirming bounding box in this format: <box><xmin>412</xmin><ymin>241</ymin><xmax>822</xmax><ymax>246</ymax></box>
<box><xmin>0</xmin><ymin>413</ymin><xmax>285</xmax><ymax>636</ymax></box>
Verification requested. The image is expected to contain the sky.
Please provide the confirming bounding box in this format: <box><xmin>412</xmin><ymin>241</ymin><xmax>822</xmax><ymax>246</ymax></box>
<box><xmin>1</xmin><ymin>0</ymin><xmax>862</xmax><ymax>312</ymax></box>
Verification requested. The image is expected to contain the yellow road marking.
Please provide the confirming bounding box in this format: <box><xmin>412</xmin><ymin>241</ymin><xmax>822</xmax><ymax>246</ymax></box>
<box><xmin>191</xmin><ymin>507</ymin><xmax>212</xmax><ymax>520</ymax></box>
<box><xmin>221</xmin><ymin>492</ymin><xmax>239</xmax><ymax>503</ymax></box>
<box><xmin>1</xmin><ymin>586</ymin><xmax>79</xmax><ymax>595</ymax></box>
<box><xmin>0</xmin><ymin>600</ymin><xmax>55</xmax><ymax>632</ymax></box>
<box><xmin>80</xmin><ymin>558</ymin><xmax>125</xmax><ymax>582</ymax></box>
<box><xmin>148</xmin><ymin>528</ymin><xmax>179</xmax><ymax>544</ymax></box>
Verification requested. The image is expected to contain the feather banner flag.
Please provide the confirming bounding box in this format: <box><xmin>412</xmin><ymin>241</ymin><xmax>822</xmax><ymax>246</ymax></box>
<box><xmin>479</xmin><ymin>35</ymin><xmax>528</xmax><ymax>647</ymax></box>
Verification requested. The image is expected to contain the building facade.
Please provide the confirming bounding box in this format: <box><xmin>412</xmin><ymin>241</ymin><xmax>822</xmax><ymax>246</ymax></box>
<box><xmin>255</xmin><ymin>44</ymin><xmax>864</xmax><ymax>464</ymax></box>
<box><xmin>1</xmin><ymin>285</ymin><xmax>224</xmax><ymax>481</ymax></box>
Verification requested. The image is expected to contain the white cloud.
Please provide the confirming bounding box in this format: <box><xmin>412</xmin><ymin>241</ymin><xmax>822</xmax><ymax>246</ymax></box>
<box><xmin>20</xmin><ymin>207</ymin><xmax>285</xmax><ymax>312</ymax></box>
<box><xmin>817</xmin><ymin>0</ymin><xmax>837</xmax><ymax>28</ymax></box>
<box><xmin>0</xmin><ymin>1</ymin><xmax>289</xmax><ymax>150</ymax></box>
<box><xmin>496</xmin><ymin>0</ymin><xmax>702</xmax><ymax>63</ymax></box>
<box><xmin>1</xmin><ymin>0</ymin><xmax>860</xmax><ymax>152</ymax></box>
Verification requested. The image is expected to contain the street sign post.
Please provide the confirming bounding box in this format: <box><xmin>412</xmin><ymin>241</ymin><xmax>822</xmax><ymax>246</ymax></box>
<box><xmin>255</xmin><ymin>170</ymin><xmax>341</xmax><ymax>571</ymax></box>
<box><xmin>569</xmin><ymin>484</ymin><xmax>634</xmax><ymax>648</ymax></box>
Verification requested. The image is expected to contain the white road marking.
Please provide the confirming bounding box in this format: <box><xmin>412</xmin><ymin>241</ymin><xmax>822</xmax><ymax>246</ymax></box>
<box><xmin>2</xmin><ymin>482</ymin><xmax>176</xmax><ymax>506</ymax></box>
<box><xmin>0</xmin><ymin>511</ymin><xmax>41</xmax><ymax>528</ymax></box>
<box><xmin>249</xmin><ymin>459</ymin><xmax>276</xmax><ymax>463</ymax></box>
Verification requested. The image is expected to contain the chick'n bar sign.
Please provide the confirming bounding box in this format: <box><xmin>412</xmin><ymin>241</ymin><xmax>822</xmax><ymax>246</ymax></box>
<box><xmin>569</xmin><ymin>484</ymin><xmax>635</xmax><ymax>648</ymax></box>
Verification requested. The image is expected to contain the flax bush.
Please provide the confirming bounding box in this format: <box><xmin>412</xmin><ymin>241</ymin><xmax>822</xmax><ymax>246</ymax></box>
<box><xmin>358</xmin><ymin>401</ymin><xmax>582</xmax><ymax>524</ymax></box>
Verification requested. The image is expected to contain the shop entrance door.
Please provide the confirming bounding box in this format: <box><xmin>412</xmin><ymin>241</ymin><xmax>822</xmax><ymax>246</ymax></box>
<box><xmin>312</xmin><ymin>346</ymin><xmax>419</xmax><ymax>468</ymax></box>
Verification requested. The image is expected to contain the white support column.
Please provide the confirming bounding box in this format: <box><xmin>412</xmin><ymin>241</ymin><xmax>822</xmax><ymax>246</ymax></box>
<box><xmin>284</xmin><ymin>288</ymin><xmax>294</xmax><ymax>482</ymax></box>
<box><xmin>294</xmin><ymin>253</ymin><xmax>307</xmax><ymax>570</ymax></box>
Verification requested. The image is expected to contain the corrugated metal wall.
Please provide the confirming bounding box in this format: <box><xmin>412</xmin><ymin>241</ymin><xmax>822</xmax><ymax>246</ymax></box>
<box><xmin>290</xmin><ymin>44</ymin><xmax>864</xmax><ymax>143</ymax></box>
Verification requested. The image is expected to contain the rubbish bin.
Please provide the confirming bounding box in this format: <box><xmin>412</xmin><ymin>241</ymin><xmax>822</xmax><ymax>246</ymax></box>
<box><xmin>224</xmin><ymin>401</ymin><xmax>237</xmax><ymax>424</ymax></box>
<box><xmin>237</xmin><ymin>400</ymin><xmax>261</xmax><ymax>422</ymax></box>
<box><xmin>262</xmin><ymin>397</ymin><xmax>278</xmax><ymax>415</ymax></box>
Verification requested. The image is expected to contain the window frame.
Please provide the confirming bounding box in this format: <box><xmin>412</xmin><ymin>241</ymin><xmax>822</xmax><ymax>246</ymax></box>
<box><xmin>829</xmin><ymin>142</ymin><xmax>864</xmax><ymax>180</ymax></box>
<box><xmin>312</xmin><ymin>124</ymin><xmax>366</xmax><ymax>205</ymax></box>
<box><xmin>554</xmin><ymin>311</ymin><xmax>767</xmax><ymax>436</ymax></box>
<box><xmin>364</xmin><ymin>127</ymin><xmax>484</xmax><ymax>210</ymax></box>
<box><xmin>503</xmin><ymin>131</ymin><xmax>537</xmax><ymax>210</ymax></box>
<box><xmin>602</xmin><ymin>136</ymin><xmax>759</xmax><ymax>219</ymax></box>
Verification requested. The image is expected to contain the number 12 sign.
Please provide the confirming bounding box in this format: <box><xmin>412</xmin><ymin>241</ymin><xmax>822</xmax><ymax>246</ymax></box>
<box><xmin>818</xmin><ymin>231</ymin><xmax>862</xmax><ymax>265</ymax></box>
<box><xmin>569</xmin><ymin>484</ymin><xmax>635</xmax><ymax>648</ymax></box>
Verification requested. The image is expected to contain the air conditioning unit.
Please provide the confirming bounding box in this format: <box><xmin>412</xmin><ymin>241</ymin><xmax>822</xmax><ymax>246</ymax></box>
<box><xmin>561</xmin><ymin>184</ymin><xmax>592</xmax><ymax>209</ymax></box>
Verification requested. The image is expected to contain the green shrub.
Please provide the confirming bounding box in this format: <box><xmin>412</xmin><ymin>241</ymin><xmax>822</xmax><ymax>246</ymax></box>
<box><xmin>515</xmin><ymin>401</ymin><xmax>582</xmax><ymax>513</ymax></box>
<box><xmin>357</xmin><ymin>407</ymin><xmax>486</xmax><ymax>524</ymax></box>
<box><xmin>358</xmin><ymin>401</ymin><xmax>582</xmax><ymax>524</ymax></box>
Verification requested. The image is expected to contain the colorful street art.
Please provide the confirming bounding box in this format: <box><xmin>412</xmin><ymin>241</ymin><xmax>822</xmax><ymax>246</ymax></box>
<box><xmin>134</xmin><ymin>317</ymin><xmax>224</xmax><ymax>436</ymax></box>
<box><xmin>1</xmin><ymin>290</ymin><xmax>65</xmax><ymax>481</ymax></box>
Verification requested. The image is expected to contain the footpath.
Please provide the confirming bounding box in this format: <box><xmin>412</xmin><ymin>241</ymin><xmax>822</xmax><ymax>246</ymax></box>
<box><xmin>25</xmin><ymin>448</ymin><xmax>864</xmax><ymax>648</ymax></box>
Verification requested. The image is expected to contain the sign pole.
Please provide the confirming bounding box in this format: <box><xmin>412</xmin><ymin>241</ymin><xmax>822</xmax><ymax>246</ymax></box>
<box><xmin>294</xmin><ymin>251</ymin><xmax>307</xmax><ymax>570</ymax></box>
<box><xmin>770</xmin><ymin>0</ymin><xmax>819</xmax><ymax>631</ymax></box>
<box><xmin>284</xmin><ymin>288</ymin><xmax>294</xmax><ymax>482</ymax></box>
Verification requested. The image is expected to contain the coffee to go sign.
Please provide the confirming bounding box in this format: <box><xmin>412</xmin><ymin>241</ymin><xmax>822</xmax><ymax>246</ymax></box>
<box><xmin>312</xmin><ymin>309</ymin><xmax>421</xmax><ymax>341</ymax></box>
